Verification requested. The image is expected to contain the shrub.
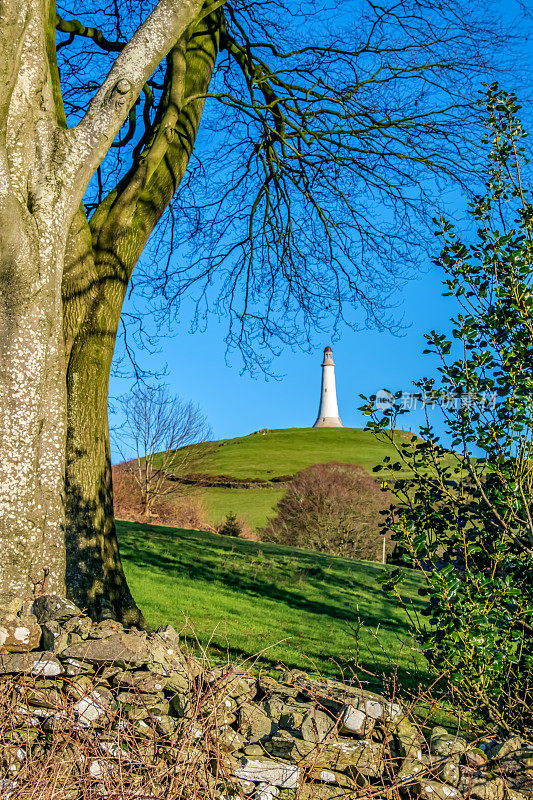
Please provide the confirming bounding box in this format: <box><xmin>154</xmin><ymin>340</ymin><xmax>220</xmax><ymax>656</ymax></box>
<box><xmin>363</xmin><ymin>86</ymin><xmax>533</xmax><ymax>734</ymax></box>
<box><xmin>112</xmin><ymin>464</ymin><xmax>210</xmax><ymax>530</ymax></box>
<box><xmin>262</xmin><ymin>462</ymin><xmax>392</xmax><ymax>561</ymax></box>
<box><xmin>219</xmin><ymin>511</ymin><xmax>242</xmax><ymax>537</ymax></box>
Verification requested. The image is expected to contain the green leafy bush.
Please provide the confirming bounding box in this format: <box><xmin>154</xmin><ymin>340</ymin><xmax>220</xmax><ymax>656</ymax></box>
<box><xmin>219</xmin><ymin>511</ymin><xmax>242</xmax><ymax>537</ymax></box>
<box><xmin>363</xmin><ymin>86</ymin><xmax>533</xmax><ymax>734</ymax></box>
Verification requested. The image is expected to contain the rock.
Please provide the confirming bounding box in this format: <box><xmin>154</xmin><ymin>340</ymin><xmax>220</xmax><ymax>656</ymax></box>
<box><xmin>326</xmin><ymin>739</ymin><xmax>383</xmax><ymax>777</ymax></box>
<box><xmin>307</xmin><ymin>768</ymin><xmax>360</xmax><ymax>789</ymax></box>
<box><xmin>63</xmin><ymin>615</ymin><xmax>93</xmax><ymax>639</ymax></box>
<box><xmin>87</xmin><ymin>758</ymin><xmax>115</xmax><ymax>781</ymax></box>
<box><xmin>155</xmin><ymin>623</ymin><xmax>180</xmax><ymax>651</ymax></box>
<box><xmin>439</xmin><ymin>759</ymin><xmax>461</xmax><ymax>787</ymax></box>
<box><xmin>490</xmin><ymin>738</ymin><xmax>522</xmax><ymax>761</ymax></box>
<box><xmin>0</xmin><ymin>611</ymin><xmax>41</xmax><ymax>653</ymax></box>
<box><xmin>254</xmin><ymin>781</ymin><xmax>280</xmax><ymax>799</ymax></box>
<box><xmin>279</xmin><ymin>704</ymin><xmax>336</xmax><ymax>743</ymax></box>
<box><xmin>0</xmin><ymin>780</ymin><xmax>17</xmax><ymax>800</ymax></box>
<box><xmin>168</xmin><ymin>691</ymin><xmax>191</xmax><ymax>718</ymax></box>
<box><xmin>392</xmin><ymin>717</ymin><xmax>425</xmax><ymax>760</ymax></box>
<box><xmin>31</xmin><ymin>595</ymin><xmax>81</xmax><ymax>624</ymax></box>
<box><xmin>240</xmin><ymin>701</ymin><xmax>279</xmax><ymax>743</ymax></box>
<box><xmin>112</xmin><ymin>670</ymin><xmax>167</xmax><ymax>693</ymax></box>
<box><xmin>430</xmin><ymin>727</ymin><xmax>468</xmax><ymax>757</ymax></box>
<box><xmin>507</xmin><ymin>790</ymin><xmax>529</xmax><ymax>800</ymax></box>
<box><xmin>297</xmin><ymin>785</ymin><xmax>350</xmax><ymax>799</ymax></box>
<box><xmin>466</xmin><ymin>749</ymin><xmax>489</xmax><ymax>769</ymax></box>
<box><xmin>63</xmin><ymin>631</ymin><xmax>152</xmax><ymax>667</ymax></box>
<box><xmin>226</xmin><ymin>726</ymin><xmax>249</xmax><ymax>752</ymax></box>
<box><xmin>155</xmin><ymin>714</ymin><xmax>180</xmax><ymax>736</ymax></box>
<box><xmin>259</xmin><ymin>674</ymin><xmax>300</xmax><ymax>699</ymax></box>
<box><xmin>0</xmin><ymin>651</ymin><xmax>62</xmax><ymax>676</ymax></box>
<box><xmin>338</xmin><ymin>703</ymin><xmax>375</xmax><ymax>737</ymax></box>
<box><xmin>458</xmin><ymin>775</ymin><xmax>505</xmax><ymax>800</ymax></box>
<box><xmin>236</xmin><ymin>777</ymin><xmax>257</xmax><ymax>796</ymax></box>
<box><xmin>40</xmin><ymin>620</ymin><xmax>69</xmax><ymax>653</ymax></box>
<box><xmin>73</xmin><ymin>688</ymin><xmax>112</xmax><ymax>726</ymax></box>
<box><xmin>292</xmin><ymin>672</ymin><xmax>390</xmax><ymax>722</ymax></box>
<box><xmin>62</xmin><ymin>657</ymin><xmax>94</xmax><ymax>676</ymax></box>
<box><xmin>420</xmin><ymin>780</ymin><xmax>463</xmax><ymax>800</ymax></box>
<box><xmin>235</xmin><ymin>758</ymin><xmax>300</xmax><ymax>789</ymax></box>
<box><xmin>121</xmin><ymin>694</ymin><xmax>170</xmax><ymax>720</ymax></box>
<box><xmin>262</xmin><ymin>695</ymin><xmax>289</xmax><ymax>724</ymax></box>
<box><xmin>206</xmin><ymin>666</ymin><xmax>257</xmax><ymax>706</ymax></box>
<box><xmin>1</xmin><ymin>743</ymin><xmax>27</xmax><ymax>775</ymax></box>
<box><xmin>244</xmin><ymin>744</ymin><xmax>270</xmax><ymax>757</ymax></box>
<box><xmin>99</xmin><ymin>741</ymin><xmax>130</xmax><ymax>760</ymax></box>
<box><xmin>24</xmin><ymin>683</ymin><xmax>64</xmax><ymax>709</ymax></box>
<box><xmin>516</xmin><ymin>748</ymin><xmax>533</xmax><ymax>770</ymax></box>
<box><xmin>62</xmin><ymin>674</ymin><xmax>95</xmax><ymax>700</ymax></box>
<box><xmin>0</xmin><ymin>594</ymin><xmax>24</xmax><ymax>615</ymax></box>
<box><xmin>88</xmin><ymin>619</ymin><xmax>125</xmax><ymax>638</ymax></box>
<box><xmin>397</xmin><ymin>758</ymin><xmax>431</xmax><ymax>781</ymax></box>
<box><xmin>265</xmin><ymin>734</ymin><xmax>383</xmax><ymax>777</ymax></box>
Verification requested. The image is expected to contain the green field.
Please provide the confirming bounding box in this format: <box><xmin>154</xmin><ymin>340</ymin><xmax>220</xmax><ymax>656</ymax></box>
<box><xmin>168</xmin><ymin>427</ymin><xmax>414</xmax><ymax>529</ymax></box>
<box><xmin>118</xmin><ymin>521</ymin><xmax>427</xmax><ymax>688</ymax></box>
<box><xmin>190</xmin><ymin>427</ymin><xmax>412</xmax><ymax>480</ymax></box>
<box><xmin>200</xmin><ymin>486</ymin><xmax>285</xmax><ymax>528</ymax></box>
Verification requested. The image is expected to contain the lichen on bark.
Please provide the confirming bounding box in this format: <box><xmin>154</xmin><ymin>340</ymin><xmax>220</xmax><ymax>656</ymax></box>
<box><xmin>0</xmin><ymin>0</ymin><xmax>208</xmax><ymax>617</ymax></box>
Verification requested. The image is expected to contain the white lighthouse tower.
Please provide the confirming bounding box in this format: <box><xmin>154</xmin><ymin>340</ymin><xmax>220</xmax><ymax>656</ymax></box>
<box><xmin>313</xmin><ymin>346</ymin><xmax>344</xmax><ymax>428</ymax></box>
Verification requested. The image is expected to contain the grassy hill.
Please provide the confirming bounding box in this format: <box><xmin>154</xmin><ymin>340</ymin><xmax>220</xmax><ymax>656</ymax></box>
<box><xmin>166</xmin><ymin>427</ymin><xmax>413</xmax><ymax>529</ymax></box>
<box><xmin>117</xmin><ymin>520</ymin><xmax>427</xmax><ymax>688</ymax></box>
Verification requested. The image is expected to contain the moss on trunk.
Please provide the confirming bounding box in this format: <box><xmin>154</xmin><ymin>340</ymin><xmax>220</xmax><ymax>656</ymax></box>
<box><xmin>62</xmin><ymin>17</ymin><xmax>219</xmax><ymax>624</ymax></box>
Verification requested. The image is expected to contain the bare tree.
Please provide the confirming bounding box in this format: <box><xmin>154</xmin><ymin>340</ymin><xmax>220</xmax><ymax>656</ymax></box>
<box><xmin>262</xmin><ymin>462</ymin><xmax>393</xmax><ymax>561</ymax></box>
<box><xmin>115</xmin><ymin>385</ymin><xmax>211</xmax><ymax>519</ymax></box>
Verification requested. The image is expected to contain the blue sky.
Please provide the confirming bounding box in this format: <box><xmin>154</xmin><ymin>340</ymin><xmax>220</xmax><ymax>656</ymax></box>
<box><xmin>108</xmin><ymin>1</ymin><xmax>533</xmax><ymax>454</ymax></box>
<box><xmin>109</xmin><ymin>248</ymin><xmax>460</xmax><ymax>445</ymax></box>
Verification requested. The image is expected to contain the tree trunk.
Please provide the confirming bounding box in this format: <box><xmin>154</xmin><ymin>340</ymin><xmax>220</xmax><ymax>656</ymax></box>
<box><xmin>62</xmin><ymin>21</ymin><xmax>218</xmax><ymax>623</ymax></box>
<box><xmin>64</xmin><ymin>254</ymin><xmax>146</xmax><ymax>625</ymax></box>
<box><xmin>0</xmin><ymin>201</ymin><xmax>67</xmax><ymax>598</ymax></box>
<box><xmin>0</xmin><ymin>0</ymin><xmax>68</xmax><ymax>598</ymax></box>
<box><xmin>0</xmin><ymin>0</ymin><xmax>207</xmax><ymax>605</ymax></box>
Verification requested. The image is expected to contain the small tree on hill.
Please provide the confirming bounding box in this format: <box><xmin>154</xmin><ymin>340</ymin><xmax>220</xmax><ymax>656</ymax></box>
<box><xmin>262</xmin><ymin>463</ymin><xmax>391</xmax><ymax>561</ymax></box>
<box><xmin>116</xmin><ymin>384</ymin><xmax>212</xmax><ymax>519</ymax></box>
<box><xmin>364</xmin><ymin>86</ymin><xmax>533</xmax><ymax>734</ymax></box>
<box><xmin>219</xmin><ymin>512</ymin><xmax>242</xmax><ymax>537</ymax></box>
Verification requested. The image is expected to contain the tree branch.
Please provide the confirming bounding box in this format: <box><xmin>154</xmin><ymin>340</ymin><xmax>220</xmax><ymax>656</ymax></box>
<box><xmin>55</xmin><ymin>14</ymin><xmax>124</xmax><ymax>53</ymax></box>
<box><xmin>68</xmin><ymin>0</ymin><xmax>208</xmax><ymax>186</ymax></box>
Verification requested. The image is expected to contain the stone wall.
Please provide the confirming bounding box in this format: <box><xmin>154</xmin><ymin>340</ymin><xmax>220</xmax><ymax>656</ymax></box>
<box><xmin>0</xmin><ymin>594</ymin><xmax>531</xmax><ymax>799</ymax></box>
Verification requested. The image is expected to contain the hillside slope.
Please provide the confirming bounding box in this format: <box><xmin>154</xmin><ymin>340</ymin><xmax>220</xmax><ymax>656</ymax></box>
<box><xmin>180</xmin><ymin>426</ymin><xmax>411</xmax><ymax>480</ymax></box>
<box><xmin>117</xmin><ymin>520</ymin><xmax>425</xmax><ymax>685</ymax></box>
<box><xmin>165</xmin><ymin>427</ymin><xmax>411</xmax><ymax>529</ymax></box>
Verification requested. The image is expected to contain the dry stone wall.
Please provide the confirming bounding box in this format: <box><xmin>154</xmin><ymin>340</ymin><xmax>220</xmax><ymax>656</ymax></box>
<box><xmin>0</xmin><ymin>594</ymin><xmax>531</xmax><ymax>800</ymax></box>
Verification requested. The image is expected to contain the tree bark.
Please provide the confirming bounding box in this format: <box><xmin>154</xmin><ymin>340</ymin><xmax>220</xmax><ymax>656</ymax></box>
<box><xmin>0</xmin><ymin>203</ymin><xmax>67</xmax><ymax>597</ymax></box>
<box><xmin>0</xmin><ymin>0</ymin><xmax>69</xmax><ymax>597</ymax></box>
<box><xmin>0</xmin><ymin>0</ymin><xmax>207</xmax><ymax>604</ymax></box>
<box><xmin>62</xmin><ymin>18</ymin><xmax>219</xmax><ymax>623</ymax></box>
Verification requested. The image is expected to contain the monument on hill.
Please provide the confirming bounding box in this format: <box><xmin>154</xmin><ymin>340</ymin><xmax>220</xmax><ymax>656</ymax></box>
<box><xmin>313</xmin><ymin>346</ymin><xmax>344</xmax><ymax>428</ymax></box>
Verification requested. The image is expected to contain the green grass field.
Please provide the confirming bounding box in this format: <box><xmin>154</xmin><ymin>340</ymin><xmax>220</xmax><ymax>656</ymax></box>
<box><xmin>200</xmin><ymin>486</ymin><xmax>285</xmax><ymax>528</ymax></box>
<box><xmin>118</xmin><ymin>521</ymin><xmax>427</xmax><ymax>688</ymax></box>
<box><xmin>192</xmin><ymin>427</ymin><xmax>412</xmax><ymax>480</ymax></box>
<box><xmin>167</xmin><ymin>427</ymin><xmax>414</xmax><ymax>529</ymax></box>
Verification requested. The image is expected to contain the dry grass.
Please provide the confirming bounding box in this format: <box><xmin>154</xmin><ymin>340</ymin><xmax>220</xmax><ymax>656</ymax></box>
<box><xmin>0</xmin><ymin>642</ymin><xmax>514</xmax><ymax>800</ymax></box>
<box><xmin>113</xmin><ymin>465</ymin><xmax>213</xmax><ymax>531</ymax></box>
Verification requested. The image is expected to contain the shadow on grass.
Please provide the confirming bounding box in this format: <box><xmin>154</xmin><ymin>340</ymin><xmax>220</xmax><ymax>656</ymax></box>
<box><xmin>118</xmin><ymin>522</ymin><xmax>425</xmax><ymax>658</ymax></box>
<box><xmin>118</xmin><ymin>530</ymin><xmax>420</xmax><ymax>634</ymax></box>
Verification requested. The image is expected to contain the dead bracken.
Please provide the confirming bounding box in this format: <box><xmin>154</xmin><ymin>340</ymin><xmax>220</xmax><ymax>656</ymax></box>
<box><xmin>0</xmin><ymin>593</ymin><xmax>531</xmax><ymax>800</ymax></box>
